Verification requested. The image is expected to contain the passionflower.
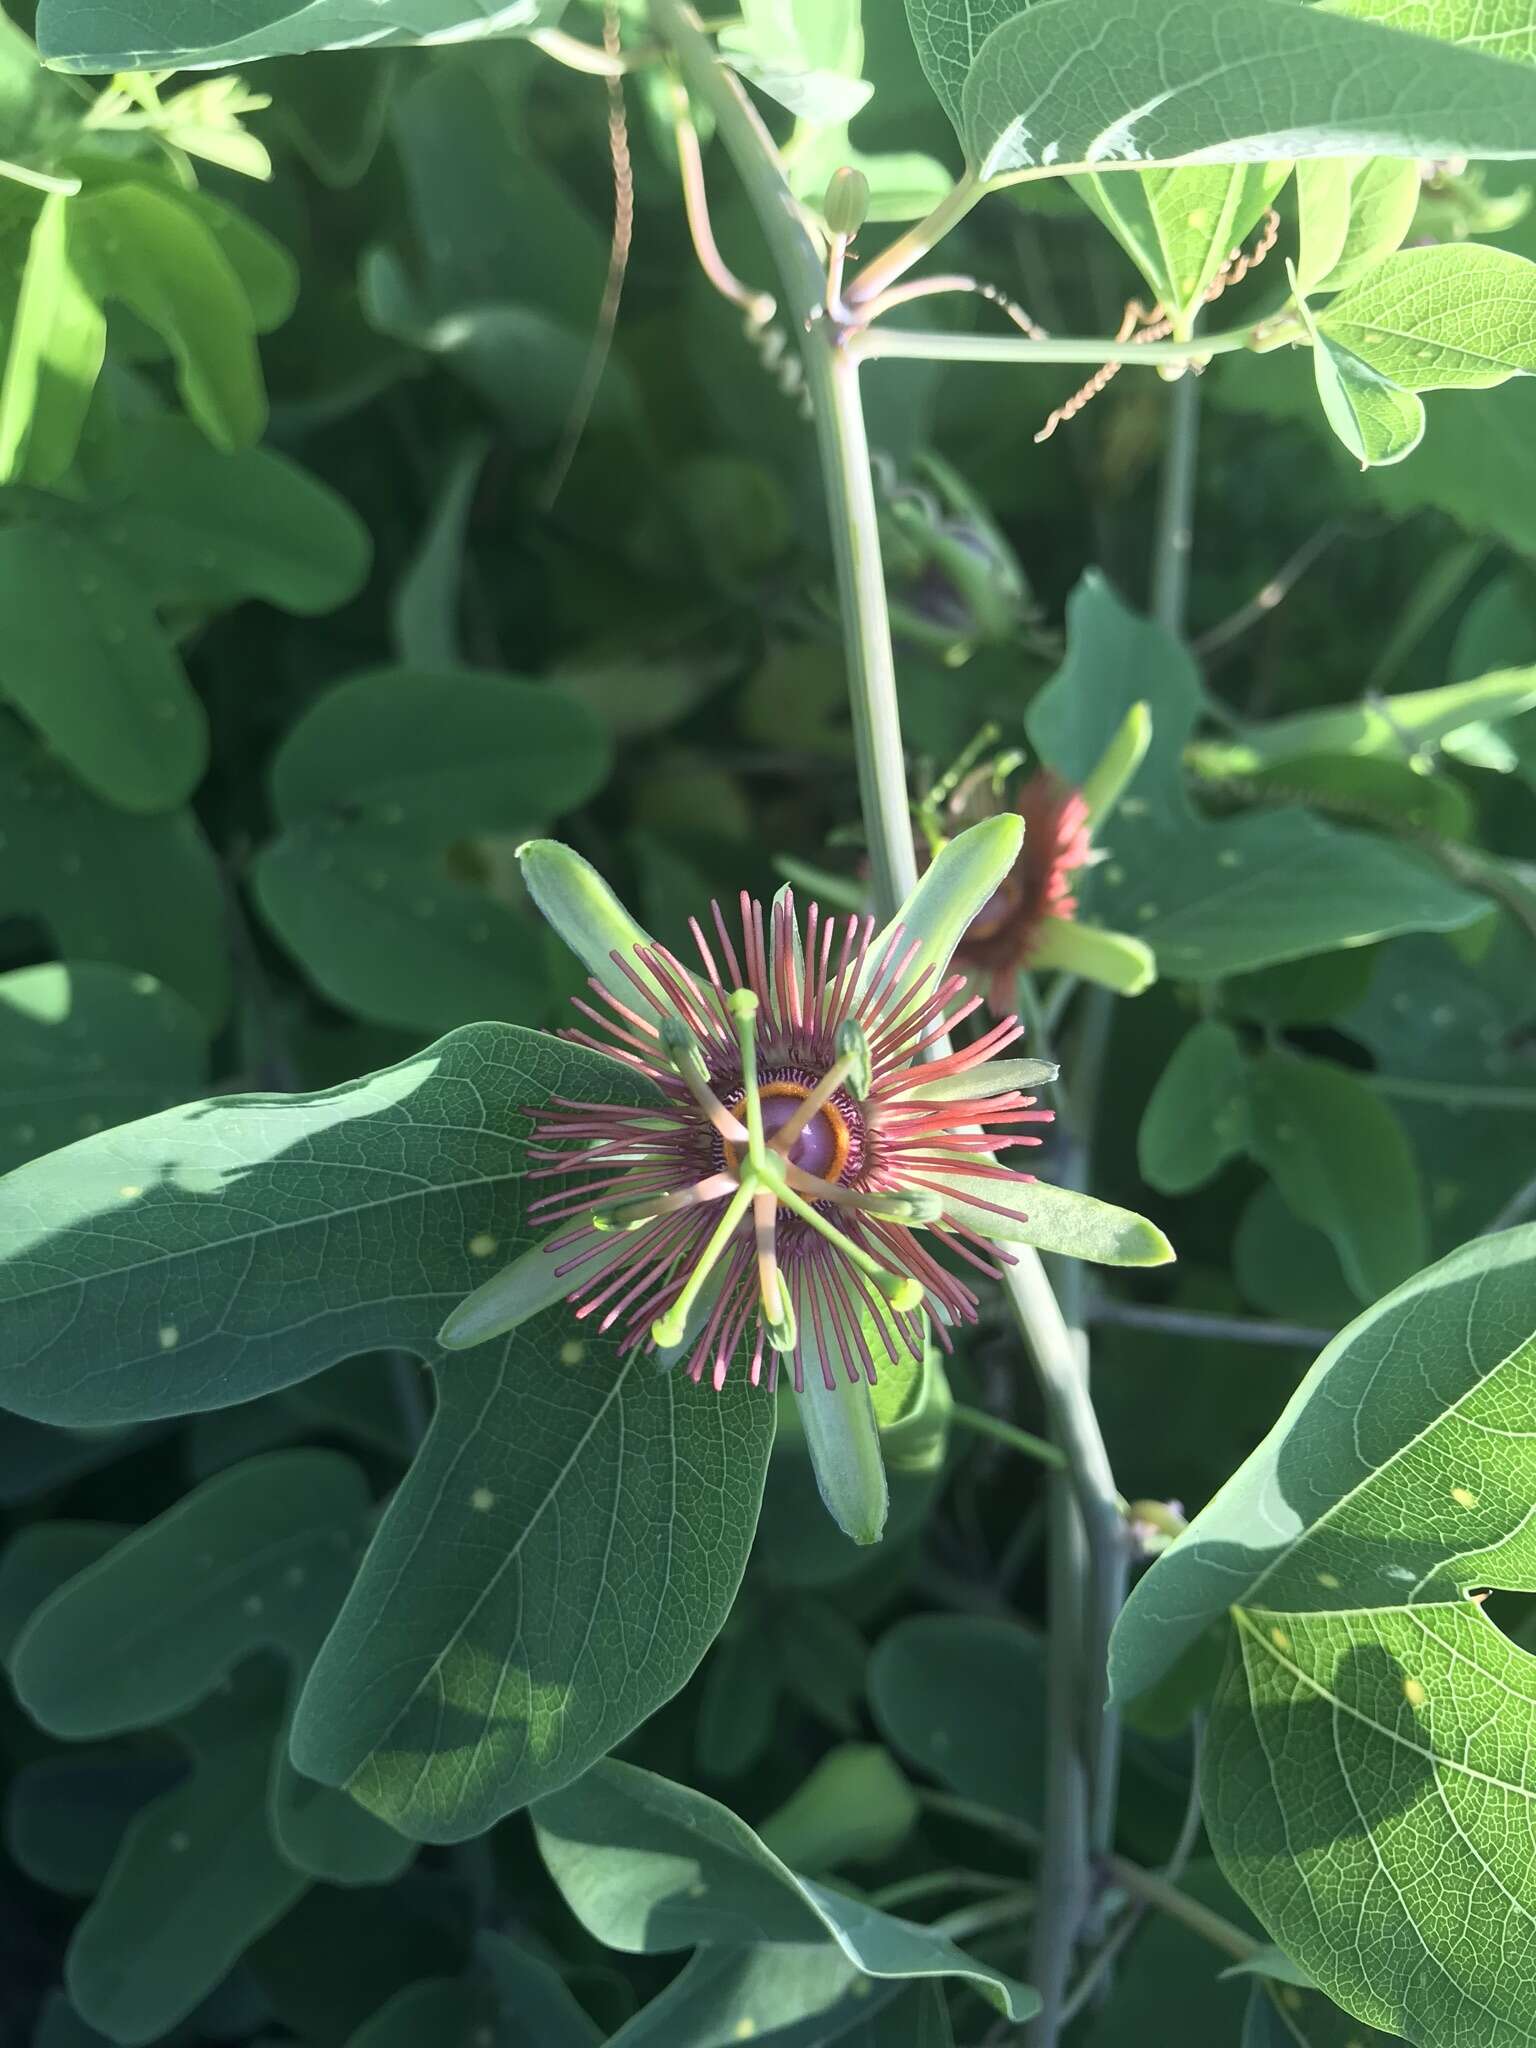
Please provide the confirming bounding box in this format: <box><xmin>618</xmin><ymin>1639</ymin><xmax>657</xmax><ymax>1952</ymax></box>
<box><xmin>439</xmin><ymin>821</ymin><xmax>1171</xmax><ymax>1541</ymax></box>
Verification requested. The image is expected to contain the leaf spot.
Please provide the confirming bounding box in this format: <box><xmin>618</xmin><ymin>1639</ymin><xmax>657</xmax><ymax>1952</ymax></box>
<box><xmin>560</xmin><ymin>1340</ymin><xmax>586</xmax><ymax>1366</ymax></box>
<box><xmin>1269</xmin><ymin>1626</ymin><xmax>1292</xmax><ymax>1651</ymax></box>
<box><xmin>1104</xmin><ymin>863</ymin><xmax>1125</xmax><ymax>885</ymax></box>
<box><xmin>470</xmin><ymin>922</ymin><xmax>491</xmax><ymax>942</ymax></box>
<box><xmin>284</xmin><ymin>1564</ymin><xmax>306</xmax><ymax>1588</ymax></box>
<box><xmin>470</xmin><ymin>1486</ymin><xmax>496</xmax><ymax>1512</ymax></box>
<box><xmin>1403</xmin><ymin>1676</ymin><xmax>1427</xmax><ymax>1708</ymax></box>
<box><xmin>1136</xmin><ymin>902</ymin><xmax>1159</xmax><ymax>922</ymax></box>
<box><xmin>1216</xmin><ymin>849</ymin><xmax>1242</xmax><ymax>868</ymax></box>
<box><xmin>243</xmin><ymin>1594</ymin><xmax>263</xmax><ymax>1617</ymax></box>
<box><xmin>159</xmin><ymin>1325</ymin><xmax>179</xmax><ymax>1349</ymax></box>
<box><xmin>117</xmin><ymin>1184</ymin><xmax>142</xmax><ymax>1199</ymax></box>
<box><xmin>468</xmin><ymin>1233</ymin><xmax>498</xmax><ymax>1259</ymax></box>
<box><xmin>1451</xmin><ymin>1484</ymin><xmax>1478</xmax><ymax>1508</ymax></box>
<box><xmin>733</xmin><ymin>2024</ymin><xmax>756</xmax><ymax>2041</ymax></box>
<box><xmin>168</xmin><ymin>1830</ymin><xmax>191</xmax><ymax>1853</ymax></box>
<box><xmin>1316</xmin><ymin>1571</ymin><xmax>1341</xmax><ymax>1589</ymax></box>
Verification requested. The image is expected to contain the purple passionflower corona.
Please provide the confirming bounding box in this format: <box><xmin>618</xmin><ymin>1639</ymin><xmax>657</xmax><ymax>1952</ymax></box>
<box><xmin>439</xmin><ymin>822</ymin><xmax>1170</xmax><ymax>1540</ymax></box>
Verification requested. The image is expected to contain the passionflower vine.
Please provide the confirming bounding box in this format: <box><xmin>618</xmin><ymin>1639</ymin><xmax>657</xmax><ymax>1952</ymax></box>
<box><xmin>439</xmin><ymin>820</ymin><xmax>1171</xmax><ymax>1542</ymax></box>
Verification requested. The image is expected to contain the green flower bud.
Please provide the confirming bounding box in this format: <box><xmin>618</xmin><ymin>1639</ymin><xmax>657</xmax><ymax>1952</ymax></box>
<box><xmin>824</xmin><ymin>166</ymin><xmax>870</xmax><ymax>238</ymax></box>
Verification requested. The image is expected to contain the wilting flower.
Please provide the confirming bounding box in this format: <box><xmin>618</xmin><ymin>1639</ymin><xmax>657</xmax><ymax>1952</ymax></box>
<box><xmin>958</xmin><ymin>770</ymin><xmax>1094</xmax><ymax>1015</ymax></box>
<box><xmin>440</xmin><ymin>822</ymin><xmax>1171</xmax><ymax>1540</ymax></box>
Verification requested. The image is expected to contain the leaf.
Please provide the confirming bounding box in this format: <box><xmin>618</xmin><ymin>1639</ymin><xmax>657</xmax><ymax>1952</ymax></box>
<box><xmin>1071</xmin><ymin>162</ymin><xmax>1290</xmax><ymax>337</ymax></box>
<box><xmin>0</xmin><ymin>1025</ymin><xmax>625</xmax><ymax>1425</ymax></box>
<box><xmin>1207</xmin><ymin>664</ymin><xmax>1536</xmax><ymax>769</ymax></box>
<box><xmin>756</xmin><ymin>1744</ymin><xmax>918</xmax><ymax>1874</ymax></box>
<box><xmin>1244</xmin><ymin>1050</ymin><xmax>1427</xmax><ymax>1302</ymax></box>
<box><xmin>960</xmin><ymin>0</ymin><xmax>1536</xmax><ymax>180</ymax></box>
<box><xmin>0</xmin><ymin>962</ymin><xmax>207</xmax><ymax>1175</ymax></box>
<box><xmin>70</xmin><ymin>181</ymin><xmax>263</xmax><ymax>450</ymax></box>
<box><xmin>1295</xmin><ymin>157</ymin><xmax>1421</xmax><ymax>296</ymax></box>
<box><xmin>11</xmin><ymin>1449</ymin><xmax>413</xmax><ymax>1886</ymax></box>
<box><xmin>868</xmin><ymin>1615</ymin><xmax>1047</xmax><ymax>1823</ymax></box>
<box><xmin>61</xmin><ymin>1683</ymin><xmax>310</xmax><ymax>2044</ymax></box>
<box><xmin>1026</xmin><ymin>576</ymin><xmax>1485</xmax><ymax>977</ymax></box>
<box><xmin>341</xmin><ymin>1979</ymin><xmax>481</xmax><ymax>2048</ymax></box>
<box><xmin>532</xmin><ymin>1758</ymin><xmax>1039</xmax><ymax>2020</ymax></box>
<box><xmin>1309</xmin><ymin>330</ymin><xmax>1426</xmax><ymax>467</ymax></box>
<box><xmin>290</xmin><ymin>1330</ymin><xmax>773</xmax><ymax>1840</ymax></box>
<box><xmin>392</xmin><ymin>435</ymin><xmax>490</xmax><ymax>668</ymax></box>
<box><xmin>8</xmin><ymin>1752</ymin><xmax>182</xmax><ymax>1897</ymax></box>
<box><xmin>478</xmin><ymin>1930</ymin><xmax>603</xmax><ymax>2048</ymax></box>
<box><xmin>1241</xmin><ymin>1974</ymin><xmax>1405</xmax><ymax>2046</ymax></box>
<box><xmin>37</xmin><ymin>0</ymin><xmax>567</xmax><ymax>68</ymax></box>
<box><xmin>1138</xmin><ymin>1018</ymin><xmax>1251</xmax><ymax>1196</ymax></box>
<box><xmin>0</xmin><ymin>1520</ymin><xmax>122</xmax><ymax>1658</ymax></box>
<box><xmin>1324</xmin><ymin>0</ymin><xmax>1536</xmax><ymax>64</ymax></box>
<box><xmin>0</xmin><ymin>192</ymin><xmax>104</xmax><ymax>484</ymax></box>
<box><xmin>1318</xmin><ymin>242</ymin><xmax>1536</xmax><ymax>391</ymax></box>
<box><xmin>0</xmin><ymin>523</ymin><xmax>206</xmax><ymax>813</ymax></box>
<box><xmin>0</xmin><ymin>719</ymin><xmax>229</xmax><ymax>1027</ymax></box>
<box><xmin>66</xmin><ymin>415</ymin><xmax>371</xmax><ymax>615</ymax></box>
<box><xmin>719</xmin><ymin>0</ymin><xmax>873</xmax><ymax>122</ymax></box>
<box><xmin>606</xmin><ymin>1942</ymin><xmax>918</xmax><ymax>2047</ymax></box>
<box><xmin>1110</xmin><ymin>1220</ymin><xmax>1536</xmax><ymax>1710</ymax></box>
<box><xmin>251</xmin><ymin>671</ymin><xmax>608</xmax><ymax>1033</ymax></box>
<box><xmin>903</xmin><ymin>0</ymin><xmax>1016</xmax><ymax>130</ymax></box>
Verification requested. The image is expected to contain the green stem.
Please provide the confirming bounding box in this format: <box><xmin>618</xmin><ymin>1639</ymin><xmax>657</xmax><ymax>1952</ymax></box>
<box><xmin>1152</xmin><ymin>371</ymin><xmax>1202</xmax><ymax>635</ymax></box>
<box><xmin>951</xmin><ymin>1401</ymin><xmax>1067</xmax><ymax>1472</ymax></box>
<box><xmin>1104</xmin><ymin>1854</ymin><xmax>1261</xmax><ymax>1964</ymax></box>
<box><xmin>843</xmin><ymin>172</ymin><xmax>985</xmax><ymax>305</ymax></box>
<box><xmin>920</xmin><ymin>1789</ymin><xmax>1042</xmax><ymax>1853</ymax></box>
<box><xmin>851</xmin><ymin>325</ymin><xmax>1260</xmax><ymax>368</ymax></box>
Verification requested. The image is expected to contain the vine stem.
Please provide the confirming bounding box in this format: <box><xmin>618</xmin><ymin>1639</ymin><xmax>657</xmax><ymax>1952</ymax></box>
<box><xmin>644</xmin><ymin>10</ymin><xmax>1124</xmax><ymax>2039</ymax></box>
<box><xmin>852</xmin><ymin>325</ymin><xmax>1260</xmax><ymax>368</ymax></box>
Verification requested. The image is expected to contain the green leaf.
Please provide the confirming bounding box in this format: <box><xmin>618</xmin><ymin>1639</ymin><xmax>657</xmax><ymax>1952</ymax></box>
<box><xmin>70</xmin><ymin>182</ymin><xmax>263</xmax><ymax>450</ymax></box>
<box><xmin>1309</xmin><ymin>329</ymin><xmax>1426</xmax><ymax>467</ymax></box>
<box><xmin>8</xmin><ymin>1753</ymin><xmax>181</xmax><ymax>1899</ymax></box>
<box><xmin>291</xmin><ymin>1332</ymin><xmax>773</xmax><ymax>1840</ymax></box>
<box><xmin>1071</xmin><ymin>162</ymin><xmax>1290</xmax><ymax>338</ymax></box>
<box><xmin>1318</xmin><ymin>242</ymin><xmax>1536</xmax><ymax>390</ymax></box>
<box><xmin>0</xmin><ymin>192</ymin><xmax>104</xmax><ymax>484</ymax></box>
<box><xmin>0</xmin><ymin>719</ymin><xmax>229</xmax><ymax>1027</ymax></box>
<box><xmin>757</xmin><ymin>1743</ymin><xmax>918</xmax><ymax>1874</ymax></box>
<box><xmin>1208</xmin><ymin>664</ymin><xmax>1536</xmax><ymax>769</ymax></box>
<box><xmin>478</xmin><ymin>1930</ymin><xmax>603</xmax><ymax>2048</ymax></box>
<box><xmin>719</xmin><ymin>0</ymin><xmax>873</xmax><ymax>122</ymax></box>
<box><xmin>393</xmin><ymin>435</ymin><xmax>490</xmax><ymax>668</ymax></box>
<box><xmin>903</xmin><ymin>0</ymin><xmax>1015</xmax><ymax>131</ymax></box>
<box><xmin>608</xmin><ymin>1944</ymin><xmax>941</xmax><ymax>2047</ymax></box>
<box><xmin>533</xmin><ymin>1759</ymin><xmax>1039</xmax><ymax>2020</ymax></box>
<box><xmin>938</xmin><ymin>1172</ymin><xmax>1174</xmax><ymax>1265</ymax></box>
<box><xmin>1026</xmin><ymin>577</ymin><xmax>1485</xmax><ymax>977</ymax></box>
<box><xmin>869</xmin><ymin>1615</ymin><xmax>1047</xmax><ymax>1823</ymax></box>
<box><xmin>0</xmin><ymin>1025</ymin><xmax>625</xmax><ymax>1424</ymax></box>
<box><xmin>0</xmin><ymin>1520</ymin><xmax>122</xmax><ymax>1658</ymax></box>
<box><xmin>1245</xmin><ymin>1050</ymin><xmax>1427</xmax><ymax>1301</ymax></box>
<box><xmin>1324</xmin><ymin>0</ymin><xmax>1536</xmax><ymax>64</ymax></box>
<box><xmin>1295</xmin><ymin>158</ymin><xmax>1421</xmax><ymax>296</ymax></box>
<box><xmin>10</xmin><ymin>1448</ymin><xmax>413</xmax><ymax>1886</ymax></box>
<box><xmin>251</xmin><ymin>672</ymin><xmax>608</xmax><ymax>1033</ymax></box>
<box><xmin>0</xmin><ymin>962</ymin><xmax>206</xmax><ymax>1175</ymax></box>
<box><xmin>0</xmin><ymin>523</ymin><xmax>206</xmax><ymax>812</ymax></box>
<box><xmin>960</xmin><ymin>0</ymin><xmax>1536</xmax><ymax>179</ymax></box>
<box><xmin>871</xmin><ymin>814</ymin><xmax>1025</xmax><ymax>997</ymax></box>
<box><xmin>340</xmin><ymin>1979</ymin><xmax>481</xmax><ymax>2048</ymax></box>
<box><xmin>61</xmin><ymin>1680</ymin><xmax>309</xmax><ymax>2043</ymax></box>
<box><xmin>1138</xmin><ymin>1018</ymin><xmax>1251</xmax><ymax>1196</ymax></box>
<box><xmin>37</xmin><ymin>0</ymin><xmax>566</xmax><ymax>68</ymax></box>
<box><xmin>1111</xmin><ymin>1220</ymin><xmax>1536</xmax><ymax>1709</ymax></box>
<box><xmin>67</xmin><ymin>415</ymin><xmax>371</xmax><ymax>615</ymax></box>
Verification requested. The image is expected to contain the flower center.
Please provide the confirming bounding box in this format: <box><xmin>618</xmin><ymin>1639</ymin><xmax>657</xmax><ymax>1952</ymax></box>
<box><xmin>725</xmin><ymin>1079</ymin><xmax>851</xmax><ymax>1183</ymax></box>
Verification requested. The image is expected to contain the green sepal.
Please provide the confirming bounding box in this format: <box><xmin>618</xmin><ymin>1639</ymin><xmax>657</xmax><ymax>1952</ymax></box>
<box><xmin>871</xmin><ymin>814</ymin><xmax>1024</xmax><ymax>997</ymax></box>
<box><xmin>437</xmin><ymin>1235</ymin><xmax>570</xmax><ymax>1350</ymax></box>
<box><xmin>519</xmin><ymin>837</ymin><xmax>684</xmax><ymax>1015</ymax></box>
<box><xmin>1029</xmin><ymin>916</ymin><xmax>1157</xmax><ymax>994</ymax></box>
<box><xmin>940</xmin><ymin>1172</ymin><xmax>1174</xmax><ymax>1266</ymax></box>
<box><xmin>906</xmin><ymin>1056</ymin><xmax>1059</xmax><ymax>1101</ymax></box>
<box><xmin>1080</xmin><ymin>701</ymin><xmax>1152</xmax><ymax>829</ymax></box>
<box><xmin>797</xmin><ymin>1369</ymin><xmax>889</xmax><ymax>1547</ymax></box>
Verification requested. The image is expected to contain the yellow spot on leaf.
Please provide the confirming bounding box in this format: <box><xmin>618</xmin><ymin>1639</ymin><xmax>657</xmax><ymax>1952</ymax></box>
<box><xmin>159</xmin><ymin>1325</ymin><xmax>179</xmax><ymax>1349</ymax></box>
<box><xmin>733</xmin><ymin>2023</ymin><xmax>756</xmax><ymax>2041</ymax></box>
<box><xmin>1403</xmin><ymin>1677</ymin><xmax>1427</xmax><ymax>1708</ymax></box>
<box><xmin>1269</xmin><ymin>1627</ymin><xmax>1292</xmax><ymax>1652</ymax></box>
<box><xmin>1451</xmin><ymin>1486</ymin><xmax>1478</xmax><ymax>1509</ymax></box>
<box><xmin>1316</xmin><ymin>1572</ymin><xmax>1341</xmax><ymax>1589</ymax></box>
<box><xmin>561</xmin><ymin>1341</ymin><xmax>586</xmax><ymax>1367</ymax></box>
<box><xmin>468</xmin><ymin>1233</ymin><xmax>497</xmax><ymax>1259</ymax></box>
<box><xmin>470</xmin><ymin>1487</ymin><xmax>495</xmax><ymax>1513</ymax></box>
<box><xmin>118</xmin><ymin>1185</ymin><xmax>142</xmax><ymax>1200</ymax></box>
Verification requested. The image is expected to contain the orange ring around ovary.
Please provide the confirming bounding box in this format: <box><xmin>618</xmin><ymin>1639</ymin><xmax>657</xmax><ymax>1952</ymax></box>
<box><xmin>725</xmin><ymin>1080</ymin><xmax>852</xmax><ymax>1184</ymax></box>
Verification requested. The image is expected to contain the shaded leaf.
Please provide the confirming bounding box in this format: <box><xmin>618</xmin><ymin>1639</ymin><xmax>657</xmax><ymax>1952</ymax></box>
<box><xmin>868</xmin><ymin>1614</ymin><xmax>1046</xmax><ymax>1823</ymax></box>
<box><xmin>1138</xmin><ymin>1018</ymin><xmax>1251</xmax><ymax>1196</ymax></box>
<box><xmin>37</xmin><ymin>0</ymin><xmax>567</xmax><ymax>69</ymax></box>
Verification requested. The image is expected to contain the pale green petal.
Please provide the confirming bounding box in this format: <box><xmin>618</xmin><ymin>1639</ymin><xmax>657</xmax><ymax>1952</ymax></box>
<box><xmin>518</xmin><ymin>838</ymin><xmax>682</xmax><ymax>1012</ymax></box>
<box><xmin>437</xmin><ymin>1235</ymin><xmax>571</xmax><ymax>1350</ymax></box>
<box><xmin>904</xmin><ymin>1056</ymin><xmax>1059</xmax><ymax>1101</ymax></box>
<box><xmin>1080</xmin><ymin>701</ymin><xmax>1151</xmax><ymax>828</ymax></box>
<box><xmin>941</xmin><ymin>1171</ymin><xmax>1174</xmax><ymax>1266</ymax></box>
<box><xmin>1031</xmin><ymin>916</ymin><xmax>1156</xmax><ymax>995</ymax></box>
<box><xmin>868</xmin><ymin>814</ymin><xmax>1025</xmax><ymax>997</ymax></box>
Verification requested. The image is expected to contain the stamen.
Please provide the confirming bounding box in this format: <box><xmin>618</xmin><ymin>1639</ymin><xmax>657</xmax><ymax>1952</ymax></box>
<box><xmin>650</xmin><ymin>1179</ymin><xmax>755</xmax><ymax>1348</ymax></box>
<box><xmin>785</xmin><ymin>1166</ymin><xmax>943</xmax><ymax>1224</ymax></box>
<box><xmin>773</xmin><ymin>1180</ymin><xmax>925</xmax><ymax>1311</ymax></box>
<box><xmin>593</xmin><ymin>1171</ymin><xmax>736</xmax><ymax>1231</ymax></box>
<box><xmin>752</xmin><ymin>1187</ymin><xmax>796</xmax><ymax>1352</ymax></box>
